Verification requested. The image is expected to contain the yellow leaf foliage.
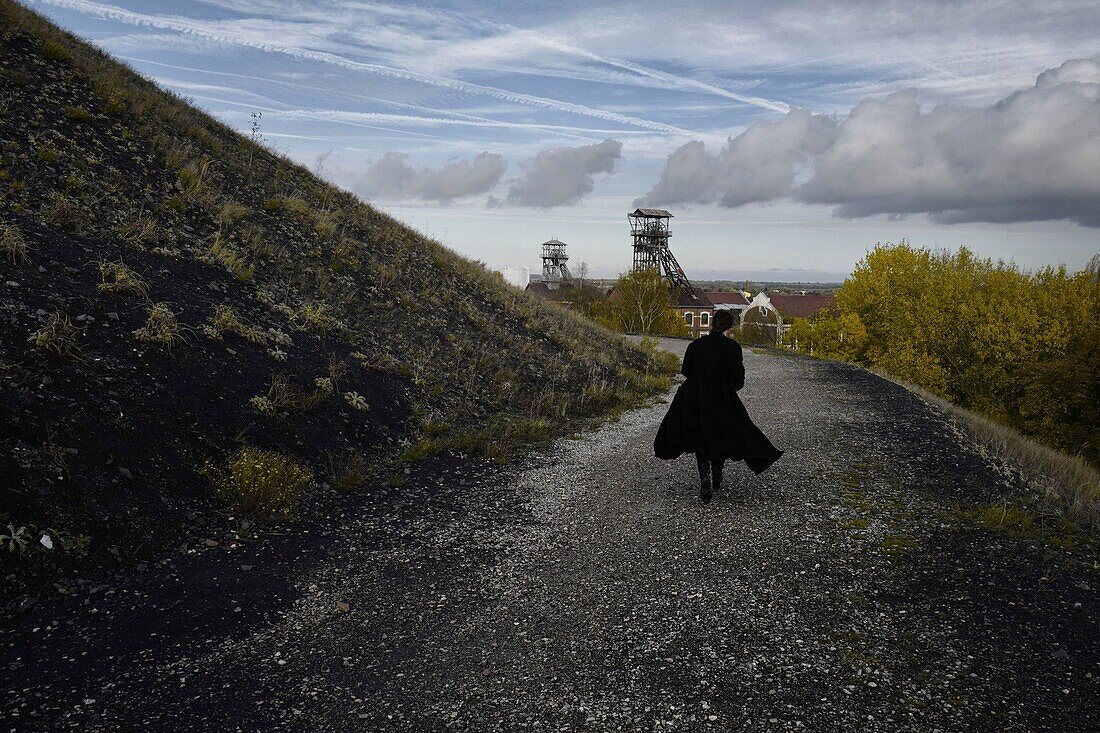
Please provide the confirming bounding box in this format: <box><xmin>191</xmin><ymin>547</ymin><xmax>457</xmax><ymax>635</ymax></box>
<box><xmin>784</xmin><ymin>242</ymin><xmax>1100</xmax><ymax>466</ymax></box>
<box><xmin>595</xmin><ymin>269</ymin><xmax>691</xmax><ymax>338</ymax></box>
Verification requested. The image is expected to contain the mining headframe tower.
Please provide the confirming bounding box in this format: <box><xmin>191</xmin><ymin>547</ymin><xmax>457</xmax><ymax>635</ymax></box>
<box><xmin>540</xmin><ymin>237</ymin><xmax>573</xmax><ymax>290</ymax></box>
<box><xmin>628</xmin><ymin>208</ymin><xmax>701</xmax><ymax>297</ymax></box>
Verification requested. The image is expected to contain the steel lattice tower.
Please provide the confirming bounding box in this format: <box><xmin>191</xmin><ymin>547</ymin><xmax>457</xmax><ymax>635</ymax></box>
<box><xmin>540</xmin><ymin>238</ymin><xmax>572</xmax><ymax>288</ymax></box>
<box><xmin>628</xmin><ymin>208</ymin><xmax>693</xmax><ymax>292</ymax></box>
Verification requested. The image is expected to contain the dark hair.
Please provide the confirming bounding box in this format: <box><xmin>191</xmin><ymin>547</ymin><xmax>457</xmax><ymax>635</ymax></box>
<box><xmin>711</xmin><ymin>308</ymin><xmax>735</xmax><ymax>333</ymax></box>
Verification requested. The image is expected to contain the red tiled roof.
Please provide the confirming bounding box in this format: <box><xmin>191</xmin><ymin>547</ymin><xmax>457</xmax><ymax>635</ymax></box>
<box><xmin>705</xmin><ymin>291</ymin><xmax>749</xmax><ymax>306</ymax></box>
<box><xmin>674</xmin><ymin>286</ymin><xmax>711</xmax><ymax>308</ymax></box>
<box><xmin>605</xmin><ymin>284</ymin><xmax>711</xmax><ymax>308</ymax></box>
<box><xmin>768</xmin><ymin>294</ymin><xmax>837</xmax><ymax>319</ymax></box>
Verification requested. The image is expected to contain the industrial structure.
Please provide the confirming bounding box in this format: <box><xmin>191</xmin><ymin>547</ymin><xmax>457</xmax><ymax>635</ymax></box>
<box><xmin>527</xmin><ymin>213</ymin><xmax>838</xmax><ymax>341</ymax></box>
<box><xmin>540</xmin><ymin>238</ymin><xmax>572</xmax><ymax>289</ymax></box>
<box><xmin>628</xmin><ymin>208</ymin><xmax>693</xmax><ymax>292</ymax></box>
<box><xmin>628</xmin><ymin>208</ymin><xmax>711</xmax><ymax>333</ymax></box>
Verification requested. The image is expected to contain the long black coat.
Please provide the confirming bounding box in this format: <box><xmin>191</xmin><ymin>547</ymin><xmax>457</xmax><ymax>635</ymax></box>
<box><xmin>653</xmin><ymin>333</ymin><xmax>783</xmax><ymax>474</ymax></box>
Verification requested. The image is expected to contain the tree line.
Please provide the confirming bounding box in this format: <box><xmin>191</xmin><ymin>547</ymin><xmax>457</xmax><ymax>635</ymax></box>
<box><xmin>784</xmin><ymin>243</ymin><xmax>1100</xmax><ymax>468</ymax></box>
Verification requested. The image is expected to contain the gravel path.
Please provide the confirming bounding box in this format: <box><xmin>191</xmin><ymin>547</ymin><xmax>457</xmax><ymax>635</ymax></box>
<box><xmin>5</xmin><ymin>342</ymin><xmax>1099</xmax><ymax>731</ymax></box>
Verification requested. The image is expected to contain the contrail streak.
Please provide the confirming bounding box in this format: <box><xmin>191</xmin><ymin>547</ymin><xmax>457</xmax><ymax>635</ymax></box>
<box><xmin>35</xmin><ymin>0</ymin><xmax>693</xmax><ymax>134</ymax></box>
<box><xmin>129</xmin><ymin>58</ymin><xmax>647</xmax><ymax>140</ymax></box>
<box><xmin>536</xmin><ymin>36</ymin><xmax>792</xmax><ymax>114</ymax></box>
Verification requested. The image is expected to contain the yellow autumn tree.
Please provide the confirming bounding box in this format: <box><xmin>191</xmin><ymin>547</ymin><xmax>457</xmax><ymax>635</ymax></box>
<box><xmin>594</xmin><ymin>269</ymin><xmax>690</xmax><ymax>338</ymax></box>
<box><xmin>798</xmin><ymin>241</ymin><xmax>1100</xmax><ymax>466</ymax></box>
<box><xmin>782</xmin><ymin>308</ymin><xmax>867</xmax><ymax>360</ymax></box>
<box><xmin>1014</xmin><ymin>266</ymin><xmax>1100</xmax><ymax>463</ymax></box>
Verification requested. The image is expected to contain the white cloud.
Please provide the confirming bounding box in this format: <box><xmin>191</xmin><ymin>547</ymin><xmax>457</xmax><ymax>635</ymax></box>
<box><xmin>640</xmin><ymin>59</ymin><xmax>1100</xmax><ymax>227</ymax></box>
<box><xmin>506</xmin><ymin>139</ymin><xmax>623</xmax><ymax>208</ymax></box>
<box><xmin>359</xmin><ymin>152</ymin><xmax>506</xmax><ymax>202</ymax></box>
<box><xmin>98</xmin><ymin>31</ymin><xmax>225</xmax><ymax>54</ymax></box>
<box><xmin>637</xmin><ymin>109</ymin><xmax>837</xmax><ymax>207</ymax></box>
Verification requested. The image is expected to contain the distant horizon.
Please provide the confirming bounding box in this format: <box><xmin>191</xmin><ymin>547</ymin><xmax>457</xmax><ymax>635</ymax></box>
<box><xmin>528</xmin><ymin>270</ymin><xmax>847</xmax><ymax>286</ymax></box>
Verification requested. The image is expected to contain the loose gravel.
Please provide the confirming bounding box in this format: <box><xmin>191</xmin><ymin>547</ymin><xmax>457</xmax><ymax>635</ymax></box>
<box><xmin>4</xmin><ymin>343</ymin><xmax>1098</xmax><ymax>731</ymax></box>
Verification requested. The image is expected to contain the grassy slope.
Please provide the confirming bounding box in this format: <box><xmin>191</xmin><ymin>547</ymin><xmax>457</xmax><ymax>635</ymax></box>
<box><xmin>0</xmin><ymin>1</ymin><xmax>676</xmax><ymax>586</ymax></box>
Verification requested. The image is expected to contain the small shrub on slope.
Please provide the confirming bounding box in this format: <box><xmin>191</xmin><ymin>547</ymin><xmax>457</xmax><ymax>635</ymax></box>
<box><xmin>1</xmin><ymin>222</ymin><xmax>29</xmax><ymax>263</ymax></box>
<box><xmin>27</xmin><ymin>312</ymin><xmax>82</xmax><ymax>359</ymax></box>
<box><xmin>327</xmin><ymin>449</ymin><xmax>371</xmax><ymax>494</ymax></box>
<box><xmin>204</xmin><ymin>447</ymin><xmax>312</xmax><ymax>521</ymax></box>
<box><xmin>115</xmin><ymin>216</ymin><xmax>158</xmax><ymax>248</ymax></box>
<box><xmin>95</xmin><ymin>259</ymin><xmax>148</xmax><ymax>297</ymax></box>
<box><xmin>39</xmin><ymin>38</ymin><xmax>67</xmax><ymax>62</ymax></box>
<box><xmin>133</xmin><ymin>302</ymin><xmax>184</xmax><ymax>349</ymax></box>
<box><xmin>203</xmin><ymin>304</ymin><xmax>268</xmax><ymax>344</ymax></box>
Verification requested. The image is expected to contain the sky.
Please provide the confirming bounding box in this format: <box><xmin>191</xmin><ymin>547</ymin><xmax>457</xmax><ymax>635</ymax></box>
<box><xmin>28</xmin><ymin>0</ymin><xmax>1100</xmax><ymax>281</ymax></box>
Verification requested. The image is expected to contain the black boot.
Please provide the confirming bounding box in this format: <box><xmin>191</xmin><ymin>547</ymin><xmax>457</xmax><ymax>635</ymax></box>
<box><xmin>711</xmin><ymin>459</ymin><xmax>724</xmax><ymax>496</ymax></box>
<box><xmin>696</xmin><ymin>453</ymin><xmax>712</xmax><ymax>504</ymax></box>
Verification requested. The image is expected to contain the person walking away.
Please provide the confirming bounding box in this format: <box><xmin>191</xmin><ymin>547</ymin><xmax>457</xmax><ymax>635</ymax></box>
<box><xmin>653</xmin><ymin>308</ymin><xmax>783</xmax><ymax>503</ymax></box>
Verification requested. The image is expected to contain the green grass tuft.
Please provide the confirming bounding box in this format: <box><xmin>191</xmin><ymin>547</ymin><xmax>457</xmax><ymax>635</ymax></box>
<box><xmin>27</xmin><ymin>312</ymin><xmax>82</xmax><ymax>359</ymax></box>
<box><xmin>95</xmin><ymin>259</ymin><xmax>148</xmax><ymax>298</ymax></box>
<box><xmin>133</xmin><ymin>302</ymin><xmax>185</xmax><ymax>349</ymax></box>
<box><xmin>0</xmin><ymin>222</ymin><xmax>28</xmax><ymax>263</ymax></box>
